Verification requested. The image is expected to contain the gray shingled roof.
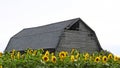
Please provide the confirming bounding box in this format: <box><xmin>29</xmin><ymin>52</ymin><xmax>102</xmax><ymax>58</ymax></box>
<box><xmin>5</xmin><ymin>18</ymin><xmax>80</xmax><ymax>51</ymax></box>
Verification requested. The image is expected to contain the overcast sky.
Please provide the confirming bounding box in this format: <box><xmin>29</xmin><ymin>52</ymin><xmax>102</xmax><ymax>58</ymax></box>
<box><xmin>0</xmin><ymin>0</ymin><xmax>120</xmax><ymax>56</ymax></box>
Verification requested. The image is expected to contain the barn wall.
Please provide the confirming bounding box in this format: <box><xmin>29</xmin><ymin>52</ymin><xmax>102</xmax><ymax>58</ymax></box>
<box><xmin>79</xmin><ymin>22</ymin><xmax>90</xmax><ymax>31</ymax></box>
<box><xmin>56</xmin><ymin>22</ymin><xmax>100</xmax><ymax>53</ymax></box>
<box><xmin>56</xmin><ymin>30</ymin><xmax>99</xmax><ymax>53</ymax></box>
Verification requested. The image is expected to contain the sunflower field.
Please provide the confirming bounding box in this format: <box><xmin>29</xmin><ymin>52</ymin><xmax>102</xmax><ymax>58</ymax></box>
<box><xmin>0</xmin><ymin>49</ymin><xmax>120</xmax><ymax>68</ymax></box>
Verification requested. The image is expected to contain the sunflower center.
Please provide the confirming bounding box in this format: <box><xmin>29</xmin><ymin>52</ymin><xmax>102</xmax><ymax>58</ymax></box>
<box><xmin>96</xmin><ymin>58</ymin><xmax>99</xmax><ymax>61</ymax></box>
<box><xmin>104</xmin><ymin>58</ymin><xmax>106</xmax><ymax>61</ymax></box>
<box><xmin>53</xmin><ymin>58</ymin><xmax>56</xmax><ymax>61</ymax></box>
<box><xmin>44</xmin><ymin>57</ymin><xmax>48</xmax><ymax>61</ymax></box>
<box><xmin>61</xmin><ymin>53</ymin><xmax>64</xmax><ymax>56</ymax></box>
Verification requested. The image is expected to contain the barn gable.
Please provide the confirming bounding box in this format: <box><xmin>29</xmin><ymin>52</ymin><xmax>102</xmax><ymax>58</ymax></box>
<box><xmin>56</xmin><ymin>20</ymin><xmax>102</xmax><ymax>52</ymax></box>
<box><xmin>5</xmin><ymin>18</ymin><xmax>102</xmax><ymax>53</ymax></box>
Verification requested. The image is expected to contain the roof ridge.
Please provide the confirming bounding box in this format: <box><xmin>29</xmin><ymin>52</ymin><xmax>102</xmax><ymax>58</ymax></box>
<box><xmin>23</xmin><ymin>18</ymin><xmax>80</xmax><ymax>30</ymax></box>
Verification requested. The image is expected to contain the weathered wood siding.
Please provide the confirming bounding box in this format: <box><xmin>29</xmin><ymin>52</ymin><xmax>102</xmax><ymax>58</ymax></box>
<box><xmin>56</xmin><ymin>22</ymin><xmax>99</xmax><ymax>53</ymax></box>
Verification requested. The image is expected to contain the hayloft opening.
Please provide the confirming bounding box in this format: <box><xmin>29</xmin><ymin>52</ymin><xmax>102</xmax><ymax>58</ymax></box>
<box><xmin>68</xmin><ymin>22</ymin><xmax>79</xmax><ymax>31</ymax></box>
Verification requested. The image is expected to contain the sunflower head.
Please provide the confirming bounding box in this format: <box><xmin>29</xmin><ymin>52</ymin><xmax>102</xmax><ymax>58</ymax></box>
<box><xmin>17</xmin><ymin>52</ymin><xmax>21</xmax><ymax>59</ymax></box>
<box><xmin>42</xmin><ymin>55</ymin><xmax>49</xmax><ymax>62</ymax></box>
<box><xmin>102</xmin><ymin>56</ymin><xmax>108</xmax><ymax>63</ymax></box>
<box><xmin>75</xmin><ymin>53</ymin><xmax>79</xmax><ymax>59</ymax></box>
<box><xmin>84</xmin><ymin>53</ymin><xmax>89</xmax><ymax>58</ymax></box>
<box><xmin>51</xmin><ymin>56</ymin><xmax>56</xmax><ymax>63</ymax></box>
<box><xmin>26</xmin><ymin>49</ymin><xmax>33</xmax><ymax>55</ymax></box>
<box><xmin>71</xmin><ymin>55</ymin><xmax>75</xmax><ymax>62</ymax></box>
<box><xmin>108</xmin><ymin>54</ymin><xmax>113</xmax><ymax>59</ymax></box>
<box><xmin>27</xmin><ymin>49</ymin><xmax>30</xmax><ymax>55</ymax></box>
<box><xmin>114</xmin><ymin>56</ymin><xmax>118</xmax><ymax>61</ymax></box>
<box><xmin>84</xmin><ymin>53</ymin><xmax>89</xmax><ymax>61</ymax></box>
<box><xmin>0</xmin><ymin>52</ymin><xmax>2</xmax><ymax>58</ymax></box>
<box><xmin>51</xmin><ymin>52</ymin><xmax>54</xmax><ymax>56</ymax></box>
<box><xmin>84</xmin><ymin>56</ymin><xmax>88</xmax><ymax>61</ymax></box>
<box><xmin>21</xmin><ymin>54</ymin><xmax>25</xmax><ymax>59</ymax></box>
<box><xmin>71</xmin><ymin>48</ymin><xmax>75</xmax><ymax>54</ymax></box>
<box><xmin>45</xmin><ymin>50</ymin><xmax>49</xmax><ymax>56</ymax></box>
<box><xmin>59</xmin><ymin>51</ymin><xmax>67</xmax><ymax>59</ymax></box>
<box><xmin>32</xmin><ymin>50</ymin><xmax>37</xmax><ymax>56</ymax></box>
<box><xmin>29</xmin><ymin>49</ymin><xmax>33</xmax><ymax>55</ymax></box>
<box><xmin>94</xmin><ymin>57</ymin><xmax>100</xmax><ymax>63</ymax></box>
<box><xmin>11</xmin><ymin>54</ymin><xmax>15</xmax><ymax>60</ymax></box>
<box><xmin>12</xmin><ymin>49</ymin><xmax>16</xmax><ymax>55</ymax></box>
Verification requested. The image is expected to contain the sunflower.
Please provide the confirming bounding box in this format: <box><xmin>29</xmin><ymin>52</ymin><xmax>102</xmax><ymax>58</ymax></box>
<box><xmin>84</xmin><ymin>53</ymin><xmax>89</xmax><ymax>58</ymax></box>
<box><xmin>21</xmin><ymin>54</ymin><xmax>25</xmax><ymax>59</ymax></box>
<box><xmin>51</xmin><ymin>56</ymin><xmax>57</xmax><ymax>63</ymax></box>
<box><xmin>42</xmin><ymin>55</ymin><xmax>49</xmax><ymax>62</ymax></box>
<box><xmin>71</xmin><ymin>55</ymin><xmax>75</xmax><ymax>62</ymax></box>
<box><xmin>94</xmin><ymin>57</ymin><xmax>100</xmax><ymax>63</ymax></box>
<box><xmin>71</xmin><ymin>48</ymin><xmax>75</xmax><ymax>54</ymax></box>
<box><xmin>0</xmin><ymin>52</ymin><xmax>2</xmax><ymax>58</ymax></box>
<box><xmin>45</xmin><ymin>50</ymin><xmax>49</xmax><ymax>56</ymax></box>
<box><xmin>114</xmin><ymin>56</ymin><xmax>118</xmax><ymax>61</ymax></box>
<box><xmin>17</xmin><ymin>52</ymin><xmax>21</xmax><ymax>59</ymax></box>
<box><xmin>32</xmin><ymin>50</ymin><xmax>37</xmax><ymax>56</ymax></box>
<box><xmin>29</xmin><ymin>49</ymin><xmax>33</xmax><ymax>55</ymax></box>
<box><xmin>51</xmin><ymin>52</ymin><xmax>54</xmax><ymax>56</ymax></box>
<box><xmin>27</xmin><ymin>49</ymin><xmax>30</xmax><ymax>55</ymax></box>
<box><xmin>75</xmin><ymin>53</ymin><xmax>79</xmax><ymax>59</ymax></box>
<box><xmin>84</xmin><ymin>53</ymin><xmax>89</xmax><ymax>61</ymax></box>
<box><xmin>12</xmin><ymin>49</ymin><xmax>15</xmax><ymax>55</ymax></box>
<box><xmin>108</xmin><ymin>54</ymin><xmax>113</xmax><ymax>59</ymax></box>
<box><xmin>59</xmin><ymin>51</ymin><xmax>67</xmax><ymax>59</ymax></box>
<box><xmin>102</xmin><ymin>56</ymin><xmax>107</xmax><ymax>63</ymax></box>
<box><xmin>11</xmin><ymin>54</ymin><xmax>15</xmax><ymax>60</ymax></box>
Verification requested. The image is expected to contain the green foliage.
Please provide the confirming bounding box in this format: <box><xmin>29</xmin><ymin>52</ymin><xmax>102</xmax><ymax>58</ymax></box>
<box><xmin>0</xmin><ymin>49</ymin><xmax>120</xmax><ymax>68</ymax></box>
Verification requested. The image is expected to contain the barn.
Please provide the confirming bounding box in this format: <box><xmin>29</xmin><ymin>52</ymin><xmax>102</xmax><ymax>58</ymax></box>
<box><xmin>5</xmin><ymin>18</ymin><xmax>102</xmax><ymax>53</ymax></box>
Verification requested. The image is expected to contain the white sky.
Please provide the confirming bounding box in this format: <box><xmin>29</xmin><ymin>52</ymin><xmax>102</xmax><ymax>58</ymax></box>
<box><xmin>0</xmin><ymin>0</ymin><xmax>120</xmax><ymax>56</ymax></box>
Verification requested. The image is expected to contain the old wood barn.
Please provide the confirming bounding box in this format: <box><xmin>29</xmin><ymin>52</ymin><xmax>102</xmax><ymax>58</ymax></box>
<box><xmin>5</xmin><ymin>18</ymin><xmax>102</xmax><ymax>53</ymax></box>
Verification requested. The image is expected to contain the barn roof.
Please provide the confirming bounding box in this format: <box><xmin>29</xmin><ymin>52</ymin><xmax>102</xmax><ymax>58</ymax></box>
<box><xmin>5</xmin><ymin>18</ymin><xmax>83</xmax><ymax>51</ymax></box>
<box><xmin>5</xmin><ymin>18</ymin><xmax>102</xmax><ymax>52</ymax></box>
<box><xmin>14</xmin><ymin>18</ymin><xmax>79</xmax><ymax>37</ymax></box>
